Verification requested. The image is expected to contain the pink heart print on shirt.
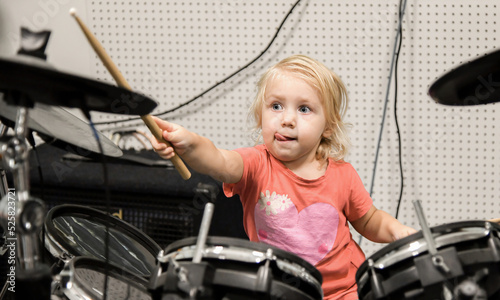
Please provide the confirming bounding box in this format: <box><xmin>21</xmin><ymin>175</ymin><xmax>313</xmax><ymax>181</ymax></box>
<box><xmin>254</xmin><ymin>190</ymin><xmax>340</xmax><ymax>266</ymax></box>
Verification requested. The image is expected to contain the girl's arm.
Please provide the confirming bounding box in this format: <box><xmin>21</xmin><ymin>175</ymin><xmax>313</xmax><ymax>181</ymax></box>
<box><xmin>149</xmin><ymin>116</ymin><xmax>244</xmax><ymax>183</ymax></box>
<box><xmin>350</xmin><ymin>205</ymin><xmax>417</xmax><ymax>243</ymax></box>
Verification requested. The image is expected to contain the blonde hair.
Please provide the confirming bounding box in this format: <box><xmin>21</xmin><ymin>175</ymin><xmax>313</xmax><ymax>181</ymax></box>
<box><xmin>250</xmin><ymin>54</ymin><xmax>351</xmax><ymax>162</ymax></box>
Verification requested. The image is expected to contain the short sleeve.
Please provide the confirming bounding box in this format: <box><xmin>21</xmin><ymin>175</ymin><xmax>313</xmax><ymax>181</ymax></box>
<box><xmin>344</xmin><ymin>165</ymin><xmax>373</xmax><ymax>221</ymax></box>
<box><xmin>223</xmin><ymin>146</ymin><xmax>263</xmax><ymax>199</ymax></box>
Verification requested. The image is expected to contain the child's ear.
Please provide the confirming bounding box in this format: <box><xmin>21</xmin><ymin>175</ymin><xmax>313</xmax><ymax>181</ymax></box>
<box><xmin>322</xmin><ymin>125</ymin><xmax>334</xmax><ymax>138</ymax></box>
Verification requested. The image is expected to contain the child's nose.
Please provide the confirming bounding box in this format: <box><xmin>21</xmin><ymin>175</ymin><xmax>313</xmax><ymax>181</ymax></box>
<box><xmin>281</xmin><ymin>110</ymin><xmax>296</xmax><ymax>127</ymax></box>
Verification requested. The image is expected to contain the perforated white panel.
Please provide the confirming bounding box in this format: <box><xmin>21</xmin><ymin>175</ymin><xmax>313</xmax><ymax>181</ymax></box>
<box><xmin>0</xmin><ymin>0</ymin><xmax>498</xmax><ymax>257</ymax></box>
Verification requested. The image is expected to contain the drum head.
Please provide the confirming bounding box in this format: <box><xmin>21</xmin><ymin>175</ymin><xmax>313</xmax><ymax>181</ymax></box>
<box><xmin>59</xmin><ymin>256</ymin><xmax>151</xmax><ymax>300</ymax></box>
<box><xmin>44</xmin><ymin>205</ymin><xmax>161</xmax><ymax>277</ymax></box>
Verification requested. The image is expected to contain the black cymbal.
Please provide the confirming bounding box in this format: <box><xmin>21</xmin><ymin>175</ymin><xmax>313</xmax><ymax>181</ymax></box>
<box><xmin>0</xmin><ymin>55</ymin><xmax>157</xmax><ymax>115</ymax></box>
<box><xmin>0</xmin><ymin>98</ymin><xmax>122</xmax><ymax>157</ymax></box>
<box><xmin>428</xmin><ymin>48</ymin><xmax>500</xmax><ymax>106</ymax></box>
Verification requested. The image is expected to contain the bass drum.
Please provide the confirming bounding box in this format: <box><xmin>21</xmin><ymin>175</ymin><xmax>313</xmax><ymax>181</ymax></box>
<box><xmin>356</xmin><ymin>221</ymin><xmax>500</xmax><ymax>300</ymax></box>
<box><xmin>43</xmin><ymin>204</ymin><xmax>162</xmax><ymax>278</ymax></box>
<box><xmin>149</xmin><ymin>236</ymin><xmax>324</xmax><ymax>300</ymax></box>
<box><xmin>54</xmin><ymin>256</ymin><xmax>151</xmax><ymax>300</ymax></box>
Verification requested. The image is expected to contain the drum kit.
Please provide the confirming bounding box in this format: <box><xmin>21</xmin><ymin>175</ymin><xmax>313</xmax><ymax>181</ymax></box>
<box><xmin>0</xmin><ymin>12</ymin><xmax>499</xmax><ymax>300</ymax></box>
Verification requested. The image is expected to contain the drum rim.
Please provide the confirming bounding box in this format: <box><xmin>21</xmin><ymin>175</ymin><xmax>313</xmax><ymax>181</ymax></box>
<box><xmin>355</xmin><ymin>220</ymin><xmax>500</xmax><ymax>282</ymax></box>
<box><xmin>44</xmin><ymin>204</ymin><xmax>161</xmax><ymax>260</ymax></box>
<box><xmin>62</xmin><ymin>256</ymin><xmax>151</xmax><ymax>299</ymax></box>
<box><xmin>163</xmin><ymin>236</ymin><xmax>322</xmax><ymax>284</ymax></box>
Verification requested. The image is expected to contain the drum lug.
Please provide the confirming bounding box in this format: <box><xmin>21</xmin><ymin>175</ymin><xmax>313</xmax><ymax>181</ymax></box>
<box><xmin>431</xmin><ymin>255</ymin><xmax>451</xmax><ymax>274</ymax></box>
<box><xmin>52</xmin><ymin>262</ymin><xmax>73</xmax><ymax>298</ymax></box>
<box><xmin>50</xmin><ymin>274</ymin><xmax>63</xmax><ymax>298</ymax></box>
<box><xmin>179</xmin><ymin>262</ymin><xmax>215</xmax><ymax>298</ymax></box>
<box><xmin>156</xmin><ymin>249</ymin><xmax>165</xmax><ymax>262</ymax></box>
<box><xmin>48</xmin><ymin>252</ymin><xmax>72</xmax><ymax>276</ymax></box>
<box><xmin>58</xmin><ymin>251</ymin><xmax>72</xmax><ymax>262</ymax></box>
<box><xmin>414</xmin><ymin>247</ymin><xmax>464</xmax><ymax>287</ymax></box>
<box><xmin>152</xmin><ymin>255</ymin><xmax>216</xmax><ymax>299</ymax></box>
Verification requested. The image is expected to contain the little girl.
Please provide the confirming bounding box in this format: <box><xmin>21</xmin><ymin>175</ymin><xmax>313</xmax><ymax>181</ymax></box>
<box><xmin>150</xmin><ymin>55</ymin><xmax>416</xmax><ymax>299</ymax></box>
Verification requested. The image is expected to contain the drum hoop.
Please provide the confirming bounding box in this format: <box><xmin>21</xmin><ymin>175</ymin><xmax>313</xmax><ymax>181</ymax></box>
<box><xmin>44</xmin><ymin>204</ymin><xmax>161</xmax><ymax>259</ymax></box>
<box><xmin>163</xmin><ymin>243</ymin><xmax>323</xmax><ymax>293</ymax></box>
<box><xmin>355</xmin><ymin>220</ymin><xmax>500</xmax><ymax>282</ymax></box>
<box><xmin>163</xmin><ymin>236</ymin><xmax>322</xmax><ymax>284</ymax></box>
<box><xmin>61</xmin><ymin>256</ymin><xmax>150</xmax><ymax>300</ymax></box>
<box><xmin>374</xmin><ymin>227</ymin><xmax>490</xmax><ymax>269</ymax></box>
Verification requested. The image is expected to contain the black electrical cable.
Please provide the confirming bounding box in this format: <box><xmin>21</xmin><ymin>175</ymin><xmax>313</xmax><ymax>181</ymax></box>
<box><xmin>394</xmin><ymin>0</ymin><xmax>405</xmax><ymax>219</ymax></box>
<box><xmin>359</xmin><ymin>0</ymin><xmax>407</xmax><ymax>246</ymax></box>
<box><xmin>368</xmin><ymin>0</ymin><xmax>407</xmax><ymax>200</ymax></box>
<box><xmin>93</xmin><ymin>0</ymin><xmax>303</xmax><ymax>126</ymax></box>
<box><xmin>87</xmin><ymin>115</ymin><xmax>111</xmax><ymax>300</ymax></box>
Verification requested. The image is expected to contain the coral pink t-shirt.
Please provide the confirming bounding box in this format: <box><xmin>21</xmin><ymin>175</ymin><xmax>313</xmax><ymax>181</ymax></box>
<box><xmin>223</xmin><ymin>145</ymin><xmax>373</xmax><ymax>299</ymax></box>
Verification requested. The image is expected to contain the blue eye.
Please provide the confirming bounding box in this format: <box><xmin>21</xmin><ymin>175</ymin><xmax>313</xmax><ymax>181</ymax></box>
<box><xmin>299</xmin><ymin>106</ymin><xmax>311</xmax><ymax>113</ymax></box>
<box><xmin>272</xmin><ymin>103</ymin><xmax>282</xmax><ymax>111</ymax></box>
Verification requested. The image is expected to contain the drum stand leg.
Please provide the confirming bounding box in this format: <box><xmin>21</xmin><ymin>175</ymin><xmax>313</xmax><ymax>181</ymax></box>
<box><xmin>0</xmin><ymin>104</ymin><xmax>51</xmax><ymax>299</ymax></box>
<box><xmin>0</xmin><ymin>279</ymin><xmax>10</xmax><ymax>300</ymax></box>
<box><xmin>0</xmin><ymin>170</ymin><xmax>9</xmax><ymax>256</ymax></box>
<box><xmin>1</xmin><ymin>123</ymin><xmax>9</xmax><ymax>199</ymax></box>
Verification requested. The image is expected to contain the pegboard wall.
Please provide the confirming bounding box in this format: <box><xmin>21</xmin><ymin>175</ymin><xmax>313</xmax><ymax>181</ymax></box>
<box><xmin>0</xmin><ymin>0</ymin><xmax>498</xmax><ymax>256</ymax></box>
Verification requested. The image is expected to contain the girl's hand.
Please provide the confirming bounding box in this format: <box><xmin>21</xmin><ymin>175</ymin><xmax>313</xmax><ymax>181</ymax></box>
<box><xmin>148</xmin><ymin>116</ymin><xmax>244</xmax><ymax>183</ymax></box>
<box><xmin>390</xmin><ymin>224</ymin><xmax>418</xmax><ymax>241</ymax></box>
<box><xmin>149</xmin><ymin>116</ymin><xmax>193</xmax><ymax>159</ymax></box>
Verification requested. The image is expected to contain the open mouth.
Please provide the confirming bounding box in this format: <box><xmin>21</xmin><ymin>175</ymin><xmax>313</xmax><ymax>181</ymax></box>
<box><xmin>275</xmin><ymin>133</ymin><xmax>296</xmax><ymax>142</ymax></box>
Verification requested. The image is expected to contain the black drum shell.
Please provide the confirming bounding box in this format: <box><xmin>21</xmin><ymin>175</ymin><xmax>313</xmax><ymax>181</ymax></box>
<box><xmin>356</xmin><ymin>220</ymin><xmax>500</xmax><ymax>300</ymax></box>
<box><xmin>150</xmin><ymin>236</ymin><xmax>324</xmax><ymax>300</ymax></box>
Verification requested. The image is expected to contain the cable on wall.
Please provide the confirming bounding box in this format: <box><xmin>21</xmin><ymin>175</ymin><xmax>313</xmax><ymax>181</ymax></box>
<box><xmin>94</xmin><ymin>0</ymin><xmax>303</xmax><ymax>126</ymax></box>
<box><xmin>368</xmin><ymin>0</ymin><xmax>407</xmax><ymax>200</ymax></box>
<box><xmin>393</xmin><ymin>0</ymin><xmax>405</xmax><ymax>219</ymax></box>
<box><xmin>359</xmin><ymin>0</ymin><xmax>407</xmax><ymax>246</ymax></box>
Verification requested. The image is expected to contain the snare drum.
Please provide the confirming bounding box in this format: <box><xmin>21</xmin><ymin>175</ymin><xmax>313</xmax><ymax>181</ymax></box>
<box><xmin>356</xmin><ymin>221</ymin><xmax>500</xmax><ymax>300</ymax></box>
<box><xmin>149</xmin><ymin>236</ymin><xmax>323</xmax><ymax>300</ymax></box>
<box><xmin>54</xmin><ymin>256</ymin><xmax>151</xmax><ymax>300</ymax></box>
<box><xmin>43</xmin><ymin>204</ymin><xmax>161</xmax><ymax>278</ymax></box>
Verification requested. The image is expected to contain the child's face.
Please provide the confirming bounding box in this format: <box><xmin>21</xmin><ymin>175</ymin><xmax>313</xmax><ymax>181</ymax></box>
<box><xmin>261</xmin><ymin>72</ymin><xmax>329</xmax><ymax>165</ymax></box>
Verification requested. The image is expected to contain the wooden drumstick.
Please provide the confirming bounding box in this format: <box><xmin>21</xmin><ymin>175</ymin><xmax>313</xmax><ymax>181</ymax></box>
<box><xmin>69</xmin><ymin>8</ymin><xmax>191</xmax><ymax>180</ymax></box>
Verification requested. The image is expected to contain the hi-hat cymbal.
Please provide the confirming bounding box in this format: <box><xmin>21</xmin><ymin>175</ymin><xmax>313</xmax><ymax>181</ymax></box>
<box><xmin>0</xmin><ymin>55</ymin><xmax>157</xmax><ymax>115</ymax></box>
<box><xmin>429</xmin><ymin>48</ymin><xmax>500</xmax><ymax>106</ymax></box>
<box><xmin>0</xmin><ymin>97</ymin><xmax>122</xmax><ymax>157</ymax></box>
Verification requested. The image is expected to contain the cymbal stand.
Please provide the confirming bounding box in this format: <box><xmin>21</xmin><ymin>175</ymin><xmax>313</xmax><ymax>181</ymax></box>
<box><xmin>0</xmin><ymin>124</ymin><xmax>10</xmax><ymax>258</ymax></box>
<box><xmin>0</xmin><ymin>166</ymin><xmax>8</xmax><ymax>199</ymax></box>
<box><xmin>0</xmin><ymin>106</ymin><xmax>50</xmax><ymax>299</ymax></box>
